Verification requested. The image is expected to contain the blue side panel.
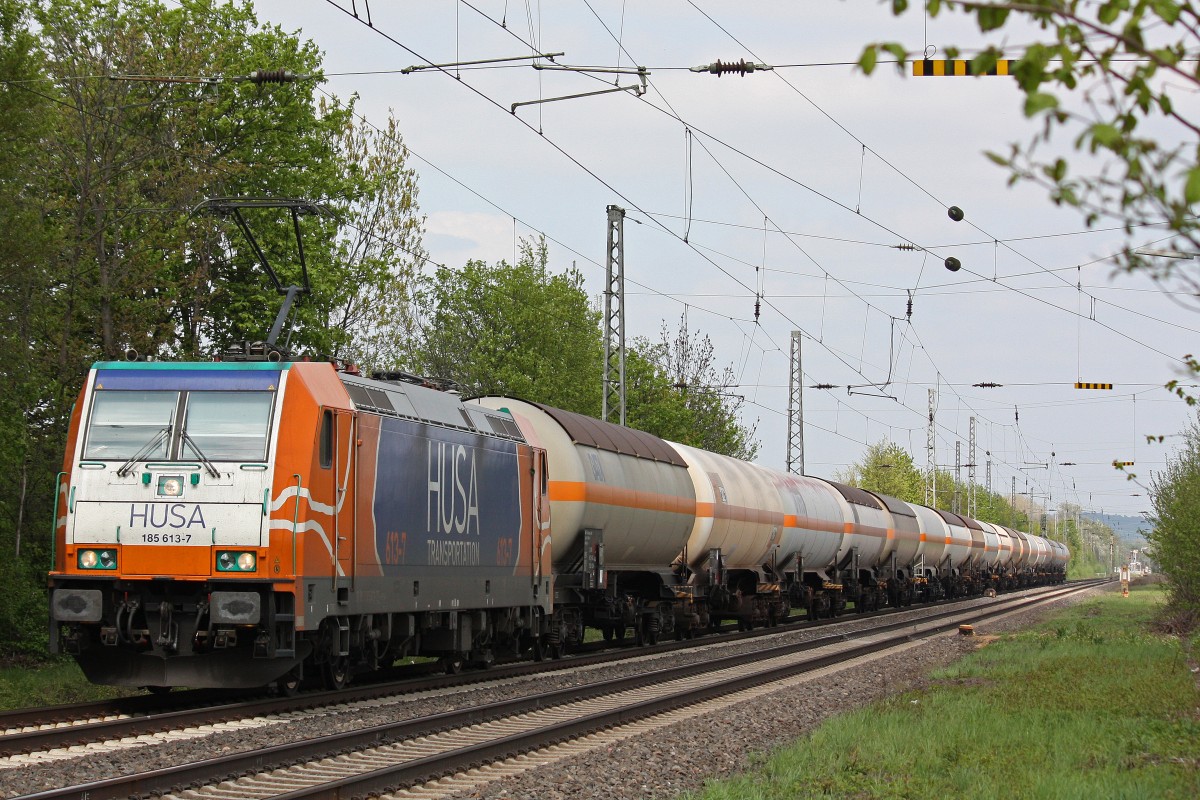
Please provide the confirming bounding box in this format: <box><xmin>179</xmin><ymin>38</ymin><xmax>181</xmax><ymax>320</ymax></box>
<box><xmin>94</xmin><ymin>369</ymin><xmax>282</xmax><ymax>391</ymax></box>
<box><xmin>373</xmin><ymin>416</ymin><xmax>522</xmax><ymax>576</ymax></box>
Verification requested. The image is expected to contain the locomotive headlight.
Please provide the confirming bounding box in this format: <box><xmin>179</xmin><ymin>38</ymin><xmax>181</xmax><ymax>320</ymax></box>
<box><xmin>216</xmin><ymin>550</ymin><xmax>256</xmax><ymax>572</ymax></box>
<box><xmin>157</xmin><ymin>474</ymin><xmax>185</xmax><ymax>498</ymax></box>
<box><xmin>78</xmin><ymin>549</ymin><xmax>117</xmax><ymax>570</ymax></box>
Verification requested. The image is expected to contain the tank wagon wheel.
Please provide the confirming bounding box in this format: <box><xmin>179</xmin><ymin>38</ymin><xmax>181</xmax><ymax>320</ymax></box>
<box><xmin>440</xmin><ymin>656</ymin><xmax>465</xmax><ymax>675</ymax></box>
<box><xmin>323</xmin><ymin>656</ymin><xmax>350</xmax><ymax>690</ymax></box>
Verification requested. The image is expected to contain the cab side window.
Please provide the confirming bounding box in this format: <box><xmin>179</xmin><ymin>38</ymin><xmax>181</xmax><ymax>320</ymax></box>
<box><xmin>319</xmin><ymin>410</ymin><xmax>333</xmax><ymax>469</ymax></box>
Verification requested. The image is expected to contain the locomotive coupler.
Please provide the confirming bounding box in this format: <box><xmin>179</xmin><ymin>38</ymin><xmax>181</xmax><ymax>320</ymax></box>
<box><xmin>154</xmin><ymin>601</ymin><xmax>179</xmax><ymax>652</ymax></box>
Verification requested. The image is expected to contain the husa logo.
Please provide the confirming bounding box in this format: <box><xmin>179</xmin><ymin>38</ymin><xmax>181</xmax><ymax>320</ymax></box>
<box><xmin>427</xmin><ymin>441</ymin><xmax>481</xmax><ymax>535</ymax></box>
<box><xmin>129</xmin><ymin>503</ymin><xmax>206</xmax><ymax>529</ymax></box>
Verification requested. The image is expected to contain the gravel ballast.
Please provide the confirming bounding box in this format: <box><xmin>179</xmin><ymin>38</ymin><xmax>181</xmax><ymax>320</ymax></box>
<box><xmin>0</xmin><ymin>586</ymin><xmax>1105</xmax><ymax>800</ymax></box>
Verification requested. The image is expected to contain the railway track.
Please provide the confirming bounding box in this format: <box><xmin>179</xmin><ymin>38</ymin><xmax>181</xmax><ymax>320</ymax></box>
<box><xmin>0</xmin><ymin>581</ymin><xmax>1083</xmax><ymax>759</ymax></box>
<box><xmin>9</xmin><ymin>580</ymin><xmax>1103</xmax><ymax>800</ymax></box>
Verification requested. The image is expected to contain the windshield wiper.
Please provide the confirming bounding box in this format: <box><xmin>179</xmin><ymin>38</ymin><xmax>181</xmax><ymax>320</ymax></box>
<box><xmin>181</xmin><ymin>430</ymin><xmax>221</xmax><ymax>478</ymax></box>
<box><xmin>116</xmin><ymin>424</ymin><xmax>172</xmax><ymax>478</ymax></box>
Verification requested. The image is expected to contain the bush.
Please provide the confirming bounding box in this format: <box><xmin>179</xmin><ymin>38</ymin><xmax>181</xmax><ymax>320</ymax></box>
<box><xmin>0</xmin><ymin>555</ymin><xmax>50</xmax><ymax>661</ymax></box>
<box><xmin>1148</xmin><ymin>412</ymin><xmax>1200</xmax><ymax>625</ymax></box>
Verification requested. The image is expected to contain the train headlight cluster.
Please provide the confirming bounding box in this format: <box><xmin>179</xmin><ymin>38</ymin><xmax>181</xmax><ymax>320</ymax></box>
<box><xmin>78</xmin><ymin>549</ymin><xmax>117</xmax><ymax>570</ymax></box>
<box><xmin>157</xmin><ymin>474</ymin><xmax>185</xmax><ymax>497</ymax></box>
<box><xmin>216</xmin><ymin>550</ymin><xmax>256</xmax><ymax>572</ymax></box>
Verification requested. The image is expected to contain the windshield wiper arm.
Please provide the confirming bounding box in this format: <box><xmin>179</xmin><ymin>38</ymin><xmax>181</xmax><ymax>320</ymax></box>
<box><xmin>181</xmin><ymin>430</ymin><xmax>221</xmax><ymax>478</ymax></box>
<box><xmin>116</xmin><ymin>425</ymin><xmax>172</xmax><ymax>478</ymax></box>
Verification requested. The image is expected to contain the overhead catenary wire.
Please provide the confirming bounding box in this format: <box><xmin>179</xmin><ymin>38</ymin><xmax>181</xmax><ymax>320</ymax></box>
<box><xmin>295</xmin><ymin>1</ymin><xmax>1156</xmax><ymax>506</ymax></box>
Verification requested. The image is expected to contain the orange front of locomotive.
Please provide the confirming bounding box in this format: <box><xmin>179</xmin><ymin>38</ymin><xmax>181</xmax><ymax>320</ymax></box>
<box><xmin>48</xmin><ymin>361</ymin><xmax>309</xmax><ymax>690</ymax></box>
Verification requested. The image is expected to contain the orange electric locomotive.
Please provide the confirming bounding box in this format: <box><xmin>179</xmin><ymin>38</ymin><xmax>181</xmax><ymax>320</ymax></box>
<box><xmin>48</xmin><ymin>359</ymin><xmax>552</xmax><ymax>691</ymax></box>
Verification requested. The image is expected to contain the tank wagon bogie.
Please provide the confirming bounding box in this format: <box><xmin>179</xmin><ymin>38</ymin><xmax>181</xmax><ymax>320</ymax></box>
<box><xmin>51</xmin><ymin>367</ymin><xmax>1068</xmax><ymax>692</ymax></box>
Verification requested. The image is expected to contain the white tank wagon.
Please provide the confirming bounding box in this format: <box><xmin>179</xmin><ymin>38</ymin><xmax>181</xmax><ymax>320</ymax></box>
<box><xmin>1047</xmin><ymin>539</ymin><xmax>1070</xmax><ymax>578</ymax></box>
<box><xmin>973</xmin><ymin>521</ymin><xmax>1012</xmax><ymax>591</ymax></box>
<box><xmin>474</xmin><ymin>398</ymin><xmax>697</xmax><ymax>645</ymax></box>
<box><xmin>1025</xmin><ymin>533</ymin><xmax>1052</xmax><ymax>573</ymax></box>
<box><xmin>815</xmin><ymin>481</ymin><xmax>892</xmax><ymax>613</ymax></box>
<box><xmin>864</xmin><ymin>492</ymin><xmax>925</xmax><ymax>608</ymax></box>
<box><xmin>909</xmin><ymin>507</ymin><xmax>976</xmax><ymax>597</ymax></box>
<box><xmin>474</xmin><ymin>397</ymin><xmax>1069</xmax><ymax>643</ymax></box>
<box><xmin>1003</xmin><ymin>526</ymin><xmax>1041</xmax><ymax>587</ymax></box>
<box><xmin>671</xmin><ymin>444</ymin><xmax>849</xmax><ymax>628</ymax></box>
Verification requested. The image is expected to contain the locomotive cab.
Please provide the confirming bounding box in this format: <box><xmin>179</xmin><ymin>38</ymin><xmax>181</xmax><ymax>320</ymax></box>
<box><xmin>49</xmin><ymin>361</ymin><xmax>296</xmax><ymax>689</ymax></box>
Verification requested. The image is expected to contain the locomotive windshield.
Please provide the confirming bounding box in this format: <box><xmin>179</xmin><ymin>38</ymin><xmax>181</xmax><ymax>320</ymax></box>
<box><xmin>84</xmin><ymin>391</ymin><xmax>177</xmax><ymax>460</ymax></box>
<box><xmin>83</xmin><ymin>390</ymin><xmax>274</xmax><ymax>462</ymax></box>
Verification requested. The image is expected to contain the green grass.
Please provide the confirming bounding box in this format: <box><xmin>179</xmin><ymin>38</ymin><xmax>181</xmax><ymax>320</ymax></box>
<box><xmin>682</xmin><ymin>585</ymin><xmax>1200</xmax><ymax>800</ymax></box>
<box><xmin>0</xmin><ymin>658</ymin><xmax>136</xmax><ymax>711</ymax></box>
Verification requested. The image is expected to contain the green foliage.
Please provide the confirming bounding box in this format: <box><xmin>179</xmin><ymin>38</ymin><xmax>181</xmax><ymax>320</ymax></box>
<box><xmin>859</xmin><ymin>1</ymin><xmax>1200</xmax><ymax>300</ymax></box>
<box><xmin>685</xmin><ymin>586</ymin><xmax>1200</xmax><ymax>800</ymax></box>
<box><xmin>0</xmin><ymin>660</ymin><xmax>135</xmax><ymax>710</ymax></box>
<box><xmin>837</xmin><ymin>442</ymin><xmax>1117</xmax><ymax>575</ymax></box>
<box><xmin>1148</xmin><ymin>410</ymin><xmax>1200</xmax><ymax>617</ymax></box>
<box><xmin>834</xmin><ymin>440</ymin><xmax>925</xmax><ymax>502</ymax></box>
<box><xmin>626</xmin><ymin>315</ymin><xmax>759</xmax><ymax>460</ymax></box>
<box><xmin>0</xmin><ymin>0</ymin><xmax>424</xmax><ymax>660</ymax></box>
<box><xmin>413</xmin><ymin>253</ymin><xmax>759</xmax><ymax>459</ymax></box>
<box><xmin>413</xmin><ymin>238</ymin><xmax>604</xmax><ymax>415</ymax></box>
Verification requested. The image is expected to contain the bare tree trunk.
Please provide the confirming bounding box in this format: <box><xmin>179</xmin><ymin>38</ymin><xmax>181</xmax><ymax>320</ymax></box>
<box><xmin>14</xmin><ymin>460</ymin><xmax>26</xmax><ymax>558</ymax></box>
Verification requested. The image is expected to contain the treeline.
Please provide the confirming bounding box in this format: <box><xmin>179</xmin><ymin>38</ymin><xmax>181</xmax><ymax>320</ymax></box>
<box><xmin>0</xmin><ymin>1</ymin><xmax>756</xmax><ymax>659</ymax></box>
<box><xmin>837</xmin><ymin>441</ymin><xmax>1117</xmax><ymax>578</ymax></box>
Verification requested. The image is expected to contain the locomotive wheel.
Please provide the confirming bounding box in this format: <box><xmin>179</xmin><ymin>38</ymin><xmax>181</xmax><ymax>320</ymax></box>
<box><xmin>441</xmin><ymin>656</ymin><xmax>464</xmax><ymax>674</ymax></box>
<box><xmin>323</xmin><ymin>657</ymin><xmax>350</xmax><ymax>690</ymax></box>
<box><xmin>275</xmin><ymin>668</ymin><xmax>302</xmax><ymax>697</ymax></box>
<box><xmin>602</xmin><ymin>627</ymin><xmax>614</xmax><ymax>642</ymax></box>
<box><xmin>614</xmin><ymin>625</ymin><xmax>625</xmax><ymax>642</ymax></box>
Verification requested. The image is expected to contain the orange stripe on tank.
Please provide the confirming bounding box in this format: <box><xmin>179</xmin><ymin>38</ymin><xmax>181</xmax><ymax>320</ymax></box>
<box><xmin>549</xmin><ymin>481</ymin><xmax>696</xmax><ymax>515</ymax></box>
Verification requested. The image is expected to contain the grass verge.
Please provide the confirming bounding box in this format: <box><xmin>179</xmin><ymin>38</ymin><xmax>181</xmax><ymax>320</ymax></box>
<box><xmin>0</xmin><ymin>658</ymin><xmax>135</xmax><ymax>710</ymax></box>
<box><xmin>682</xmin><ymin>584</ymin><xmax>1200</xmax><ymax>800</ymax></box>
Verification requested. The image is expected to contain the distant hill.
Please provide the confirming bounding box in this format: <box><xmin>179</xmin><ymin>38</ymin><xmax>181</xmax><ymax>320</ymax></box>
<box><xmin>1085</xmin><ymin>512</ymin><xmax>1151</xmax><ymax>556</ymax></box>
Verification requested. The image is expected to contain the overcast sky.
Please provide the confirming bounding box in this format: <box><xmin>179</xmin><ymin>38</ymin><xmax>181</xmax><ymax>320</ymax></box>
<box><xmin>246</xmin><ymin>1</ymin><xmax>1200</xmax><ymax>521</ymax></box>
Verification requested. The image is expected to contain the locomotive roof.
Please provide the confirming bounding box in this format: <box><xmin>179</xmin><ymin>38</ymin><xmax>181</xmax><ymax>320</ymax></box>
<box><xmin>340</xmin><ymin>374</ymin><xmax>525</xmax><ymax>442</ymax></box>
<box><xmin>524</xmin><ymin>401</ymin><xmax>688</xmax><ymax>466</ymax></box>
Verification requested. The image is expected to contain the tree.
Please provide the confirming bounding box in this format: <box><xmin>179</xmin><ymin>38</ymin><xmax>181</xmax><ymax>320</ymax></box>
<box><xmin>626</xmin><ymin>315</ymin><xmax>759</xmax><ymax>460</ymax></box>
<box><xmin>325</xmin><ymin>110</ymin><xmax>426</xmax><ymax>373</ymax></box>
<box><xmin>413</xmin><ymin>238</ymin><xmax>604</xmax><ymax>414</ymax></box>
<box><xmin>835</xmin><ymin>440</ymin><xmax>925</xmax><ymax>502</ymax></box>
<box><xmin>0</xmin><ymin>0</ymin><xmax>425</xmax><ymax>659</ymax></box>
<box><xmin>1149</xmin><ymin>412</ymin><xmax>1200</xmax><ymax>618</ymax></box>
<box><xmin>31</xmin><ymin>0</ymin><xmax>423</xmax><ymax>363</ymax></box>
<box><xmin>859</xmin><ymin>1</ymin><xmax>1200</xmax><ymax>295</ymax></box>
